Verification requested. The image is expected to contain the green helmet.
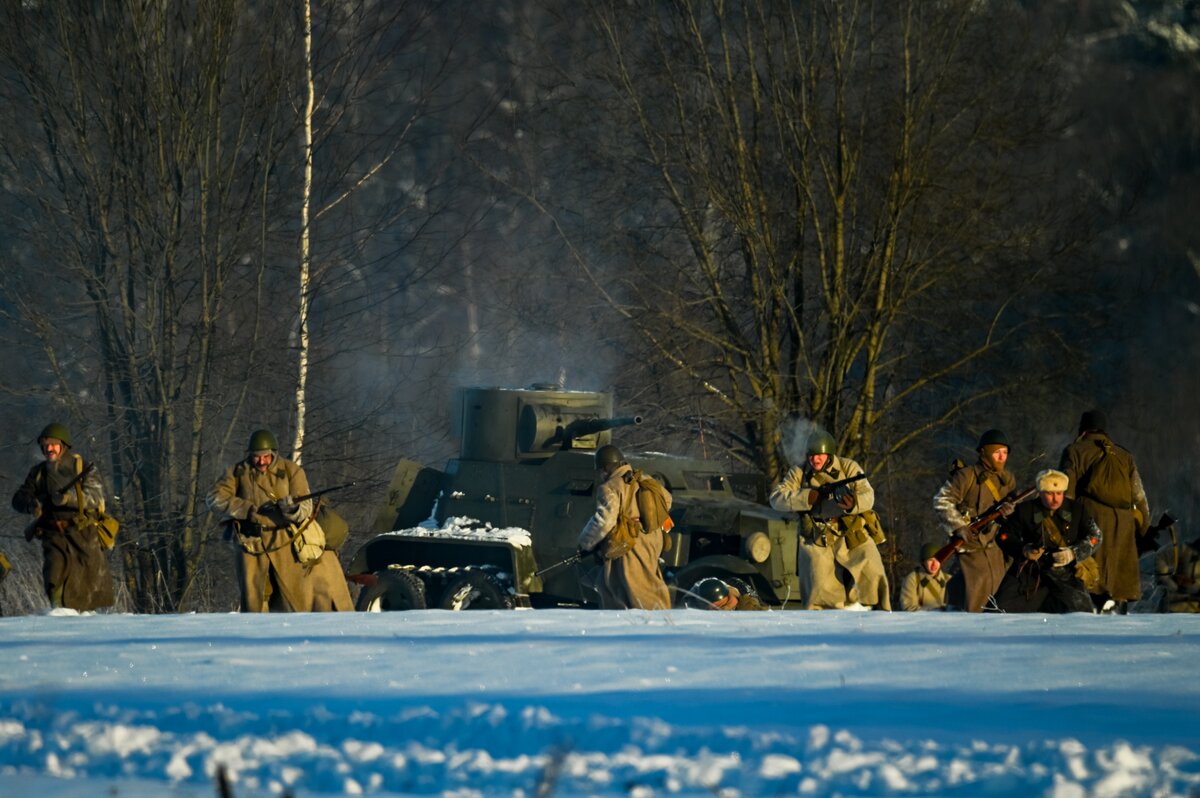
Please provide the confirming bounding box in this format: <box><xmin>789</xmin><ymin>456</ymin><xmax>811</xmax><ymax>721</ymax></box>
<box><xmin>594</xmin><ymin>444</ymin><xmax>624</xmax><ymax>472</ymax></box>
<box><xmin>919</xmin><ymin>542</ymin><xmax>941</xmax><ymax>562</ymax></box>
<box><xmin>806</xmin><ymin>430</ymin><xmax>836</xmax><ymax>457</ymax></box>
<box><xmin>38</xmin><ymin>422</ymin><xmax>72</xmax><ymax>448</ymax></box>
<box><xmin>246</xmin><ymin>429</ymin><xmax>279</xmax><ymax>454</ymax></box>
<box><xmin>685</xmin><ymin>577</ymin><xmax>730</xmax><ymax>608</ymax></box>
<box><xmin>976</xmin><ymin>429</ymin><xmax>1009</xmax><ymax>450</ymax></box>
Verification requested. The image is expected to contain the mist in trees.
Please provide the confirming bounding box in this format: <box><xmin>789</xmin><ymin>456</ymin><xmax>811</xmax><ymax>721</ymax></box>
<box><xmin>0</xmin><ymin>0</ymin><xmax>1196</xmax><ymax>613</ymax></box>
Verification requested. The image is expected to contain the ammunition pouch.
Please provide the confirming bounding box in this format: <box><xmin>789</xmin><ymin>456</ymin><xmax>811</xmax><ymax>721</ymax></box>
<box><xmin>1075</xmin><ymin>555</ymin><xmax>1101</xmax><ymax>593</ymax></box>
<box><xmin>293</xmin><ymin>516</ymin><xmax>326</xmax><ymax>566</ymax></box>
<box><xmin>599</xmin><ymin>513</ymin><xmax>640</xmax><ymax>561</ymax></box>
<box><xmin>84</xmin><ymin>510</ymin><xmax>120</xmax><ymax>550</ymax></box>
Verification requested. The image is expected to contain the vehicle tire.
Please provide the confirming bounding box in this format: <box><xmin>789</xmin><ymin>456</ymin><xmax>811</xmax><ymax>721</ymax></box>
<box><xmin>356</xmin><ymin>570</ymin><xmax>426</xmax><ymax>612</ymax></box>
<box><xmin>437</xmin><ymin>570</ymin><xmax>514</xmax><ymax>610</ymax></box>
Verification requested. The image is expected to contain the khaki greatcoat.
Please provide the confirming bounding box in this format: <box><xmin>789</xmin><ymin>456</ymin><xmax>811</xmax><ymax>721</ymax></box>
<box><xmin>12</xmin><ymin>453</ymin><xmax>114</xmax><ymax>611</ymax></box>
<box><xmin>578</xmin><ymin>463</ymin><xmax>672</xmax><ymax>610</ymax></box>
<box><xmin>932</xmin><ymin>459</ymin><xmax>1017</xmax><ymax>612</ymax></box>
<box><xmin>1060</xmin><ymin>433</ymin><xmax>1150</xmax><ymax>602</ymax></box>
<box><xmin>208</xmin><ymin>456</ymin><xmax>352</xmax><ymax>612</ymax></box>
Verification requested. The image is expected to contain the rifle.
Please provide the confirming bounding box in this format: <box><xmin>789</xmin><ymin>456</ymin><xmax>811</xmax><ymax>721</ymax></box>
<box><xmin>534</xmin><ymin>548</ymin><xmax>595</xmax><ymax>578</ymax></box>
<box><xmin>23</xmin><ymin>461</ymin><xmax>97</xmax><ymax>540</ymax></box>
<box><xmin>932</xmin><ymin>486</ymin><xmax>1038</xmax><ymax>566</ymax></box>
<box><xmin>814</xmin><ymin>473</ymin><xmax>867</xmax><ymax>501</ymax></box>
<box><xmin>290</xmin><ymin>482</ymin><xmax>357</xmax><ymax>504</ymax></box>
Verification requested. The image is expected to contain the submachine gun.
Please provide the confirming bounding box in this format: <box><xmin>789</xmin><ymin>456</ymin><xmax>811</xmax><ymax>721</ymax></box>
<box><xmin>931</xmin><ymin>486</ymin><xmax>1038</xmax><ymax>566</ymax></box>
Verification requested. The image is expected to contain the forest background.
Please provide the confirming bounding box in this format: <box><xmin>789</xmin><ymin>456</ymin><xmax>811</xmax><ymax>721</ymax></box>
<box><xmin>0</xmin><ymin>0</ymin><xmax>1196</xmax><ymax>614</ymax></box>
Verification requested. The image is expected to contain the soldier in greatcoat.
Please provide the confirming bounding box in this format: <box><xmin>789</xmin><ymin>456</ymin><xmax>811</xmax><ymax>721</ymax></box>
<box><xmin>932</xmin><ymin>429</ymin><xmax>1018</xmax><ymax>612</ymax></box>
<box><xmin>578</xmin><ymin>445</ymin><xmax>671</xmax><ymax>610</ymax></box>
<box><xmin>208</xmin><ymin>429</ymin><xmax>352</xmax><ymax>612</ymax></box>
<box><xmin>1059</xmin><ymin>410</ymin><xmax>1150</xmax><ymax>613</ymax></box>
<box><xmin>770</xmin><ymin>430</ymin><xmax>890</xmax><ymax>610</ymax></box>
<box><xmin>11</xmin><ymin>423</ymin><xmax>115</xmax><ymax>611</ymax></box>
<box><xmin>898</xmin><ymin>543</ymin><xmax>951</xmax><ymax>611</ymax></box>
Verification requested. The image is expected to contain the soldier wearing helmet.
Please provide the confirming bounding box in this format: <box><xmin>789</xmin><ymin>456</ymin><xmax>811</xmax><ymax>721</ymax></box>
<box><xmin>683</xmin><ymin>577</ymin><xmax>766</xmax><ymax>611</ymax></box>
<box><xmin>207</xmin><ymin>429</ymin><xmax>352</xmax><ymax>612</ymax></box>
<box><xmin>769</xmin><ymin>428</ymin><xmax>890</xmax><ymax>610</ymax></box>
<box><xmin>577</xmin><ymin>444</ymin><xmax>671</xmax><ymax>609</ymax></box>
<box><xmin>932</xmin><ymin>428</ymin><xmax>1020</xmax><ymax>612</ymax></box>
<box><xmin>898</xmin><ymin>543</ymin><xmax>951</xmax><ymax>611</ymax></box>
<box><xmin>11</xmin><ymin>423</ymin><xmax>115</xmax><ymax>610</ymax></box>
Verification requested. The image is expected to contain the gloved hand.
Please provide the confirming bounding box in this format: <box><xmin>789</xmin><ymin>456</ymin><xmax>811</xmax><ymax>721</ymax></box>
<box><xmin>836</xmin><ymin>491</ymin><xmax>855</xmax><ymax>512</ymax></box>
<box><xmin>956</xmin><ymin>525</ymin><xmax>980</xmax><ymax>545</ymax></box>
<box><xmin>1023</xmin><ymin>544</ymin><xmax>1044</xmax><ymax>561</ymax></box>
<box><xmin>277</xmin><ymin>496</ymin><xmax>299</xmax><ymax>516</ymax></box>
<box><xmin>807</xmin><ymin>489</ymin><xmax>821</xmax><ymax>507</ymax></box>
<box><xmin>249</xmin><ymin>510</ymin><xmax>274</xmax><ymax>528</ymax></box>
<box><xmin>1052</xmin><ymin>548</ymin><xmax>1075</xmax><ymax>566</ymax></box>
<box><xmin>997</xmin><ymin>501</ymin><xmax>1016</xmax><ymax>518</ymax></box>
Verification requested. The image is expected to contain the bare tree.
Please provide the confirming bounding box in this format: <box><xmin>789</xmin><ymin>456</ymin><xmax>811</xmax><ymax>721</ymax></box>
<box><xmin>537</xmin><ymin>0</ymin><xmax>1081</xmax><ymax>484</ymax></box>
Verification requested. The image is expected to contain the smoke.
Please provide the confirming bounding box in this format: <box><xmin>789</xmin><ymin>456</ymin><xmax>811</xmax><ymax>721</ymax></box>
<box><xmin>779</xmin><ymin>414</ymin><xmax>826</xmax><ymax>469</ymax></box>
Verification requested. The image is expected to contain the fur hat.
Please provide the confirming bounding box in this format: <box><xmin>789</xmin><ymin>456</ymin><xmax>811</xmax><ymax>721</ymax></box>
<box><xmin>1078</xmin><ymin>409</ymin><xmax>1107</xmax><ymax>434</ymax></box>
<box><xmin>1037</xmin><ymin>468</ymin><xmax>1069</xmax><ymax>493</ymax></box>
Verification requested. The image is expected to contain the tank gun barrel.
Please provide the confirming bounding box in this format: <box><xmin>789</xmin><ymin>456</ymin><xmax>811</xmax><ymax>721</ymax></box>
<box><xmin>547</xmin><ymin>417</ymin><xmax>643</xmax><ymax>448</ymax></box>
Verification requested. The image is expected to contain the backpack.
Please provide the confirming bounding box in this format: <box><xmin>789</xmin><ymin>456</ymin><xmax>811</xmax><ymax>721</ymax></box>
<box><xmin>633</xmin><ymin>469</ymin><xmax>674</xmax><ymax>550</ymax></box>
<box><xmin>1081</xmin><ymin>439</ymin><xmax>1134</xmax><ymax>509</ymax></box>
<box><xmin>597</xmin><ymin>470</ymin><xmax>674</xmax><ymax>560</ymax></box>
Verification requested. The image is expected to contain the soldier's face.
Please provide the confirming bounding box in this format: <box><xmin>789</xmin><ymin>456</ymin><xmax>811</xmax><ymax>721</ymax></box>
<box><xmin>1041</xmin><ymin>490</ymin><xmax>1064</xmax><ymax>511</ymax></box>
<box><xmin>40</xmin><ymin>439</ymin><xmax>64</xmax><ymax>462</ymax></box>
<box><xmin>987</xmin><ymin>447</ymin><xmax>1009</xmax><ymax>469</ymax></box>
<box><xmin>250</xmin><ymin>452</ymin><xmax>274</xmax><ymax>473</ymax></box>
<box><xmin>807</xmin><ymin>453</ymin><xmax>830</xmax><ymax>471</ymax></box>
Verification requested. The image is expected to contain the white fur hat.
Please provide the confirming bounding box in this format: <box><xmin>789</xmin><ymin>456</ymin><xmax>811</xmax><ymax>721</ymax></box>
<box><xmin>1037</xmin><ymin>468</ymin><xmax>1069</xmax><ymax>493</ymax></box>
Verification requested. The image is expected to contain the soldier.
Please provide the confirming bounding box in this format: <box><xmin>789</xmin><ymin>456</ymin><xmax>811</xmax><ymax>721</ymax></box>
<box><xmin>1059</xmin><ymin>410</ymin><xmax>1150</xmax><ymax>613</ymax></box>
<box><xmin>899</xmin><ymin>543</ymin><xmax>951</xmax><ymax>611</ymax></box>
<box><xmin>933</xmin><ymin>429</ymin><xmax>1018</xmax><ymax>612</ymax></box>
<box><xmin>769</xmin><ymin>430</ymin><xmax>890</xmax><ymax>610</ymax></box>
<box><xmin>1153</xmin><ymin>536</ymin><xmax>1200</xmax><ymax>613</ymax></box>
<box><xmin>11</xmin><ymin>423</ymin><xmax>115</xmax><ymax>611</ymax></box>
<box><xmin>577</xmin><ymin>444</ymin><xmax>671</xmax><ymax>610</ymax></box>
<box><xmin>993</xmin><ymin>469</ymin><xmax>1102</xmax><ymax>613</ymax></box>
<box><xmin>682</xmin><ymin>577</ymin><xmax>767</xmax><ymax>611</ymax></box>
<box><xmin>207</xmin><ymin>430</ymin><xmax>352</xmax><ymax>612</ymax></box>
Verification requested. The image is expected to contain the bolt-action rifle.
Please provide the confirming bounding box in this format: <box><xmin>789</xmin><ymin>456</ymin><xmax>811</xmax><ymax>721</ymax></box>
<box><xmin>290</xmin><ymin>481</ymin><xmax>357</xmax><ymax>504</ymax></box>
<box><xmin>1136</xmin><ymin>512</ymin><xmax>1178</xmax><ymax>556</ymax></box>
<box><xmin>931</xmin><ymin>486</ymin><xmax>1038</xmax><ymax>566</ymax></box>
<box><xmin>534</xmin><ymin>547</ymin><xmax>597</xmax><ymax>578</ymax></box>
<box><xmin>23</xmin><ymin>461</ymin><xmax>97</xmax><ymax>541</ymax></box>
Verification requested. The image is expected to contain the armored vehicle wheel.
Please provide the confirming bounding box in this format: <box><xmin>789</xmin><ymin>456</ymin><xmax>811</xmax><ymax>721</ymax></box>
<box><xmin>437</xmin><ymin>571</ymin><xmax>514</xmax><ymax>610</ymax></box>
<box><xmin>357</xmin><ymin>570</ymin><xmax>426</xmax><ymax>612</ymax></box>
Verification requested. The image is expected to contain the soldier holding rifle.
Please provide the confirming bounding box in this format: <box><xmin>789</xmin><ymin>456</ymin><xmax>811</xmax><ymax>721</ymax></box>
<box><xmin>770</xmin><ymin>430</ymin><xmax>890</xmax><ymax>610</ymax></box>
<box><xmin>11</xmin><ymin>423</ymin><xmax>115</xmax><ymax>611</ymax></box>
<box><xmin>933</xmin><ymin>430</ymin><xmax>1019</xmax><ymax>612</ymax></box>
<box><xmin>207</xmin><ymin>429</ymin><xmax>352</xmax><ymax>612</ymax></box>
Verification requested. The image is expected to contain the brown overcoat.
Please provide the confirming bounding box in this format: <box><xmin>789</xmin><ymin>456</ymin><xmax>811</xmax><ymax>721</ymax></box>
<box><xmin>932</xmin><ymin>459</ymin><xmax>1016</xmax><ymax>612</ymax></box>
<box><xmin>208</xmin><ymin>456</ymin><xmax>352</xmax><ymax>612</ymax></box>
<box><xmin>12</xmin><ymin>453</ymin><xmax>114</xmax><ymax>611</ymax></box>
<box><xmin>578</xmin><ymin>463</ymin><xmax>671</xmax><ymax>610</ymax></box>
<box><xmin>1060</xmin><ymin>433</ymin><xmax>1150</xmax><ymax>602</ymax></box>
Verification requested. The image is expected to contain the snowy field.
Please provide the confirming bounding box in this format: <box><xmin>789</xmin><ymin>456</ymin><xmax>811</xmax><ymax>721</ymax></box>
<box><xmin>1</xmin><ymin>609</ymin><xmax>1199</xmax><ymax>798</ymax></box>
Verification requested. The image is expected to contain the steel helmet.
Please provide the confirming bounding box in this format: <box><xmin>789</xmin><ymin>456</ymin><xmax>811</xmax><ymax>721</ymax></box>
<box><xmin>594</xmin><ymin>444</ymin><xmax>624</xmax><ymax>472</ymax></box>
<box><xmin>976</xmin><ymin>429</ymin><xmax>1009</xmax><ymax>450</ymax></box>
<box><xmin>919</xmin><ymin>542</ymin><xmax>941</xmax><ymax>562</ymax></box>
<box><xmin>684</xmin><ymin>577</ymin><xmax>731</xmax><ymax>609</ymax></box>
<box><xmin>806</xmin><ymin>430</ymin><xmax>836</xmax><ymax>457</ymax></box>
<box><xmin>38</xmin><ymin>422</ymin><xmax>72</xmax><ymax>448</ymax></box>
<box><xmin>246</xmin><ymin>429</ymin><xmax>279</xmax><ymax>454</ymax></box>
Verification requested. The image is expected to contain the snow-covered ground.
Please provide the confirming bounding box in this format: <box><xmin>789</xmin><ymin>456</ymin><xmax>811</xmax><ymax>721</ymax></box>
<box><xmin>1</xmin><ymin>609</ymin><xmax>1198</xmax><ymax>798</ymax></box>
